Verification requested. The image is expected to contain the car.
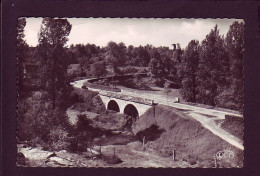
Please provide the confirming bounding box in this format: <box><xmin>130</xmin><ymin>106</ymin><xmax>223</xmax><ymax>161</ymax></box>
<box><xmin>81</xmin><ymin>85</ymin><xmax>88</xmax><ymax>89</ymax></box>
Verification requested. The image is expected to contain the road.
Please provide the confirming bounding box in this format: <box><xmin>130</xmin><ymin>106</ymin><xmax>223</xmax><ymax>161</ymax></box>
<box><xmin>71</xmin><ymin>78</ymin><xmax>244</xmax><ymax>150</ymax></box>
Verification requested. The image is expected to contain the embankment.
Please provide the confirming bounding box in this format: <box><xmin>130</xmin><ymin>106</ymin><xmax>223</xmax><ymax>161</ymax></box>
<box><xmin>134</xmin><ymin>105</ymin><xmax>243</xmax><ymax>167</ymax></box>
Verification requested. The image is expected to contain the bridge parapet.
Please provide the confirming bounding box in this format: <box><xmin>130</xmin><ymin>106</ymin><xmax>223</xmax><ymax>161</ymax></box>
<box><xmin>99</xmin><ymin>91</ymin><xmax>155</xmax><ymax>105</ymax></box>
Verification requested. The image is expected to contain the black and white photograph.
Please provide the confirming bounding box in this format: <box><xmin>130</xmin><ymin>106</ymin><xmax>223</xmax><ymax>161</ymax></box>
<box><xmin>16</xmin><ymin>17</ymin><xmax>244</xmax><ymax>168</ymax></box>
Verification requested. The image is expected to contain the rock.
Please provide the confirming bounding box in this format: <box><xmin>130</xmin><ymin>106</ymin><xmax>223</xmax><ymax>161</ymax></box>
<box><xmin>87</xmin><ymin>148</ymin><xmax>100</xmax><ymax>155</ymax></box>
<box><xmin>17</xmin><ymin>152</ymin><xmax>28</xmax><ymax>166</ymax></box>
<box><xmin>19</xmin><ymin>147</ymin><xmax>54</xmax><ymax>160</ymax></box>
<box><xmin>126</xmin><ymin>141</ymin><xmax>143</xmax><ymax>151</ymax></box>
<box><xmin>188</xmin><ymin>159</ymin><xmax>197</xmax><ymax>165</ymax></box>
<box><xmin>49</xmin><ymin>156</ymin><xmax>74</xmax><ymax>166</ymax></box>
<box><xmin>47</xmin><ymin>152</ymin><xmax>57</xmax><ymax>159</ymax></box>
<box><xmin>111</xmin><ymin>130</ymin><xmax>122</xmax><ymax>135</ymax></box>
<box><xmin>57</xmin><ymin>150</ymin><xmax>67</xmax><ymax>154</ymax></box>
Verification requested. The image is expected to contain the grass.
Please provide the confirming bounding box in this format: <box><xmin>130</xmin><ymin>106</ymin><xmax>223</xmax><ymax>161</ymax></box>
<box><xmin>135</xmin><ymin>105</ymin><xmax>243</xmax><ymax>167</ymax></box>
<box><xmin>221</xmin><ymin>115</ymin><xmax>244</xmax><ymax>140</ymax></box>
<box><xmin>83</xmin><ymin>82</ymin><xmax>121</xmax><ymax>92</ymax></box>
<box><xmin>180</xmin><ymin>101</ymin><xmax>241</xmax><ymax>115</ymax></box>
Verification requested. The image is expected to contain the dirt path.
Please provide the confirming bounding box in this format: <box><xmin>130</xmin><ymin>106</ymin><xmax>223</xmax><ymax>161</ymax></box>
<box><xmin>100</xmin><ymin>143</ymin><xmax>195</xmax><ymax>168</ymax></box>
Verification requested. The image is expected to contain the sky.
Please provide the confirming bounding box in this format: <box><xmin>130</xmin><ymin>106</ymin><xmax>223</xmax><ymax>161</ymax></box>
<box><xmin>23</xmin><ymin>18</ymin><xmax>243</xmax><ymax>49</ymax></box>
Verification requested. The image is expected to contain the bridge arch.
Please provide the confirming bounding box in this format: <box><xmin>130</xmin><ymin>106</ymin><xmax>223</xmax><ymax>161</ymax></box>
<box><xmin>124</xmin><ymin>104</ymin><xmax>139</xmax><ymax>119</ymax></box>
<box><xmin>107</xmin><ymin>100</ymin><xmax>120</xmax><ymax>112</ymax></box>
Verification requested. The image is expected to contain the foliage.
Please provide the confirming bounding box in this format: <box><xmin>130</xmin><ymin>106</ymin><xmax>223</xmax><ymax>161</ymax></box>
<box><xmin>17</xmin><ymin>18</ymin><xmax>29</xmax><ymax>96</ymax></box>
<box><xmin>119</xmin><ymin>66</ymin><xmax>139</xmax><ymax>74</ymax></box>
<box><xmin>90</xmin><ymin>61</ymin><xmax>107</xmax><ymax>78</ymax></box>
<box><xmin>163</xmin><ymin>80</ymin><xmax>171</xmax><ymax>105</ymax></box>
<box><xmin>67</xmin><ymin>115</ymin><xmax>92</xmax><ymax>153</ymax></box>
<box><xmin>178</xmin><ymin>22</ymin><xmax>244</xmax><ymax>111</ymax></box>
<box><xmin>224</xmin><ymin>21</ymin><xmax>244</xmax><ymax>111</ymax></box>
<box><xmin>180</xmin><ymin>40</ymin><xmax>200</xmax><ymax>102</ymax></box>
<box><xmin>17</xmin><ymin>19</ymin><xmax>245</xmax><ymax>157</ymax></box>
<box><xmin>48</xmin><ymin>126</ymin><xmax>70</xmax><ymax>151</ymax></box>
<box><xmin>17</xmin><ymin>91</ymin><xmax>52</xmax><ymax>142</ymax></box>
<box><xmin>37</xmin><ymin>17</ymin><xmax>72</xmax><ymax>110</ymax></box>
<box><xmin>196</xmin><ymin>25</ymin><xmax>229</xmax><ymax>106</ymax></box>
<box><xmin>17</xmin><ymin>90</ymin><xmax>72</xmax><ymax>150</ymax></box>
<box><xmin>105</xmin><ymin>41</ymin><xmax>127</xmax><ymax>74</ymax></box>
<box><xmin>65</xmin><ymin>22</ymin><xmax>243</xmax><ymax>111</ymax></box>
<box><xmin>148</xmin><ymin>57</ymin><xmax>166</xmax><ymax>87</ymax></box>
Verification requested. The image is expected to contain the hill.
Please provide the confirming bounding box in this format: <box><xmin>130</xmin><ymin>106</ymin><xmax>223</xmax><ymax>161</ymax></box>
<box><xmin>134</xmin><ymin>105</ymin><xmax>243</xmax><ymax>167</ymax></box>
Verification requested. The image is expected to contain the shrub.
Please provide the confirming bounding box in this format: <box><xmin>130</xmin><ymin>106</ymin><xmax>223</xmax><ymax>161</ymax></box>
<box><xmin>16</xmin><ymin>152</ymin><xmax>30</xmax><ymax>166</ymax></box>
<box><xmin>90</xmin><ymin>95</ymin><xmax>106</xmax><ymax>114</ymax></box>
<box><xmin>17</xmin><ymin>99</ymin><xmax>53</xmax><ymax>142</ymax></box>
<box><xmin>101</xmin><ymin>154</ymin><xmax>123</xmax><ymax>164</ymax></box>
<box><xmin>120</xmin><ymin>66</ymin><xmax>138</xmax><ymax>74</ymax></box>
<box><xmin>67</xmin><ymin>131</ymin><xmax>91</xmax><ymax>153</ymax></box>
<box><xmin>67</xmin><ymin>115</ymin><xmax>93</xmax><ymax>153</ymax></box>
<box><xmin>215</xmin><ymin>89</ymin><xmax>241</xmax><ymax>111</ymax></box>
<box><xmin>47</xmin><ymin>126</ymin><xmax>70</xmax><ymax>151</ymax></box>
<box><xmin>17</xmin><ymin>90</ymin><xmax>72</xmax><ymax>150</ymax></box>
<box><xmin>69</xmin><ymin>90</ymin><xmax>82</xmax><ymax>104</ymax></box>
<box><xmin>137</xmin><ymin>67</ymin><xmax>148</xmax><ymax>73</ymax></box>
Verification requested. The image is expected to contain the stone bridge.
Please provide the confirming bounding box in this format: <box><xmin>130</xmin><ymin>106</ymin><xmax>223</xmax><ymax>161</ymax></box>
<box><xmin>99</xmin><ymin>91</ymin><xmax>155</xmax><ymax>118</ymax></box>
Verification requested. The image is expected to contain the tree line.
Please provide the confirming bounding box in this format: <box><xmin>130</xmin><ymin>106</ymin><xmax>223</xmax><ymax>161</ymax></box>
<box><xmin>18</xmin><ymin>18</ymin><xmax>244</xmax><ymax>113</ymax></box>
<box><xmin>65</xmin><ymin>22</ymin><xmax>244</xmax><ymax>111</ymax></box>
<box><xmin>180</xmin><ymin>23</ymin><xmax>244</xmax><ymax>111</ymax></box>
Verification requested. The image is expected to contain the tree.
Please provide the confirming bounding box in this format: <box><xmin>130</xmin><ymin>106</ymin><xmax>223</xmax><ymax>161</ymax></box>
<box><xmin>173</xmin><ymin>43</ymin><xmax>184</xmax><ymax>86</ymax></box>
<box><xmin>106</xmin><ymin>41</ymin><xmax>126</xmax><ymax>75</ymax></box>
<box><xmin>126</xmin><ymin>45</ymin><xmax>135</xmax><ymax>65</ymax></box>
<box><xmin>196</xmin><ymin>25</ymin><xmax>228</xmax><ymax>106</ymax></box>
<box><xmin>180</xmin><ymin>40</ymin><xmax>200</xmax><ymax>103</ymax></box>
<box><xmin>17</xmin><ymin>17</ymin><xmax>29</xmax><ymax>95</ymax></box>
<box><xmin>78</xmin><ymin>56</ymin><xmax>90</xmax><ymax>76</ymax></box>
<box><xmin>148</xmin><ymin>53</ymin><xmax>166</xmax><ymax>87</ymax></box>
<box><xmin>135</xmin><ymin>46</ymin><xmax>151</xmax><ymax>67</ymax></box>
<box><xmin>219</xmin><ymin>21</ymin><xmax>244</xmax><ymax>111</ymax></box>
<box><xmin>164</xmin><ymin>81</ymin><xmax>171</xmax><ymax>105</ymax></box>
<box><xmin>90</xmin><ymin>61</ymin><xmax>107</xmax><ymax>78</ymax></box>
<box><xmin>37</xmin><ymin>17</ymin><xmax>72</xmax><ymax>110</ymax></box>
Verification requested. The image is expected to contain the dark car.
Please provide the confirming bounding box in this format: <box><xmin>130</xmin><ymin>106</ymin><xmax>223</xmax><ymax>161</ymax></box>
<box><xmin>81</xmin><ymin>85</ymin><xmax>88</xmax><ymax>89</ymax></box>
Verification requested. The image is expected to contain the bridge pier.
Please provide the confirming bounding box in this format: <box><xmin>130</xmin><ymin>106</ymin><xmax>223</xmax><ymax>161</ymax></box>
<box><xmin>99</xmin><ymin>95</ymin><xmax>153</xmax><ymax>117</ymax></box>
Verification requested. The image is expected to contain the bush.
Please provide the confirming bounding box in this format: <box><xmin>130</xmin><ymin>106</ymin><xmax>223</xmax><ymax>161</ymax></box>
<box><xmin>215</xmin><ymin>89</ymin><xmax>241</xmax><ymax>111</ymax></box>
<box><xmin>17</xmin><ymin>152</ymin><xmax>30</xmax><ymax>166</ymax></box>
<box><xmin>73</xmin><ymin>88</ymin><xmax>99</xmax><ymax>103</ymax></box>
<box><xmin>120</xmin><ymin>66</ymin><xmax>138</xmax><ymax>74</ymax></box>
<box><xmin>66</xmin><ymin>115</ymin><xmax>95</xmax><ymax>153</ymax></box>
<box><xmin>69</xmin><ymin>90</ymin><xmax>82</xmax><ymax>104</ymax></box>
<box><xmin>17</xmin><ymin>99</ymin><xmax>53</xmax><ymax>142</ymax></box>
<box><xmin>83</xmin><ymin>82</ymin><xmax>121</xmax><ymax>92</ymax></box>
<box><xmin>47</xmin><ymin>126</ymin><xmax>70</xmax><ymax>151</ymax></box>
<box><xmin>90</xmin><ymin>95</ymin><xmax>106</xmax><ymax>114</ymax></box>
<box><xmin>17</xmin><ymin>91</ymin><xmax>72</xmax><ymax>150</ymax></box>
<box><xmin>101</xmin><ymin>154</ymin><xmax>123</xmax><ymax>164</ymax></box>
<box><xmin>28</xmin><ymin>137</ymin><xmax>45</xmax><ymax>148</ymax></box>
<box><xmin>67</xmin><ymin>131</ymin><xmax>91</xmax><ymax>153</ymax></box>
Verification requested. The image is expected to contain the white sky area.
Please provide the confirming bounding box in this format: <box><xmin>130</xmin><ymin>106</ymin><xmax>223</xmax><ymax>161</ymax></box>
<box><xmin>24</xmin><ymin>18</ymin><xmax>243</xmax><ymax>49</ymax></box>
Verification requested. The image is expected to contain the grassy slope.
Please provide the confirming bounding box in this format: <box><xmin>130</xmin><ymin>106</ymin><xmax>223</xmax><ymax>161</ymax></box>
<box><xmin>221</xmin><ymin>115</ymin><xmax>244</xmax><ymax>140</ymax></box>
<box><xmin>72</xmin><ymin>88</ymin><xmax>106</xmax><ymax>113</ymax></box>
<box><xmin>135</xmin><ymin>105</ymin><xmax>243</xmax><ymax>167</ymax></box>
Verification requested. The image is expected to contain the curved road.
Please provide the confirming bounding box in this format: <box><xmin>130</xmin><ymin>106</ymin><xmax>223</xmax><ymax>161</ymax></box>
<box><xmin>71</xmin><ymin>78</ymin><xmax>244</xmax><ymax>150</ymax></box>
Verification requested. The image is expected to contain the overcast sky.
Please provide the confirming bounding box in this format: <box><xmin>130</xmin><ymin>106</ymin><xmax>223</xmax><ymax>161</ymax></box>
<box><xmin>24</xmin><ymin>18</ymin><xmax>243</xmax><ymax>49</ymax></box>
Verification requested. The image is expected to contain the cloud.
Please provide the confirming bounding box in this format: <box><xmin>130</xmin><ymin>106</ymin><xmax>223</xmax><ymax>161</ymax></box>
<box><xmin>24</xmin><ymin>18</ymin><xmax>243</xmax><ymax>48</ymax></box>
<box><xmin>24</xmin><ymin>18</ymin><xmax>42</xmax><ymax>46</ymax></box>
